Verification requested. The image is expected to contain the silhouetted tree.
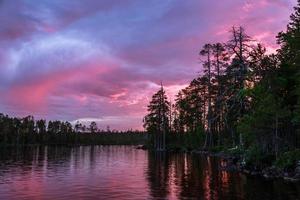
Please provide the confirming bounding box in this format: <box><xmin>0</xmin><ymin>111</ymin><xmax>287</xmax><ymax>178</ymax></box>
<box><xmin>90</xmin><ymin>121</ymin><xmax>98</xmax><ymax>133</ymax></box>
<box><xmin>144</xmin><ymin>84</ymin><xmax>170</xmax><ymax>150</ymax></box>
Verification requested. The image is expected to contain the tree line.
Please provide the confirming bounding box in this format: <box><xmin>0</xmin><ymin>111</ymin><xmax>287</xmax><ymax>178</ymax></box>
<box><xmin>0</xmin><ymin>113</ymin><xmax>146</xmax><ymax>145</ymax></box>
<box><xmin>144</xmin><ymin>1</ymin><xmax>300</xmax><ymax>166</ymax></box>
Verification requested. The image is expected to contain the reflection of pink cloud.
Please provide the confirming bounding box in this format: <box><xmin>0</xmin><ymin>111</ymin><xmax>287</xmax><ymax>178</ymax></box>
<box><xmin>11</xmin><ymin>174</ymin><xmax>45</xmax><ymax>199</ymax></box>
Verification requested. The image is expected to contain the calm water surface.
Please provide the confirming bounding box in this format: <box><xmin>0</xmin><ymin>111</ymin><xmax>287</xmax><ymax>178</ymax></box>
<box><xmin>0</xmin><ymin>146</ymin><xmax>299</xmax><ymax>200</ymax></box>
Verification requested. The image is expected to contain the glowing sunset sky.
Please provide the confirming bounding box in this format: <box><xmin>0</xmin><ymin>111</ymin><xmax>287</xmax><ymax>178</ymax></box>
<box><xmin>0</xmin><ymin>0</ymin><xmax>296</xmax><ymax>130</ymax></box>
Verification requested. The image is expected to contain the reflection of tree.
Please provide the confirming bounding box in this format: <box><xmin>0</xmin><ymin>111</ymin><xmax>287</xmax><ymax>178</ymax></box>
<box><xmin>179</xmin><ymin>154</ymin><xmax>205</xmax><ymax>199</ymax></box>
<box><xmin>0</xmin><ymin>146</ymin><xmax>75</xmax><ymax>177</ymax></box>
<box><xmin>146</xmin><ymin>152</ymin><xmax>170</xmax><ymax>199</ymax></box>
<box><xmin>242</xmin><ymin>177</ymin><xmax>300</xmax><ymax>200</ymax></box>
<box><xmin>146</xmin><ymin>152</ymin><xmax>246</xmax><ymax>199</ymax></box>
<box><xmin>202</xmin><ymin>156</ymin><xmax>241</xmax><ymax>200</ymax></box>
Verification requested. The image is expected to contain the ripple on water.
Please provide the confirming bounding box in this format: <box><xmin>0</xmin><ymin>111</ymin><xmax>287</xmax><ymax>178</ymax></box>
<box><xmin>0</xmin><ymin>146</ymin><xmax>299</xmax><ymax>200</ymax></box>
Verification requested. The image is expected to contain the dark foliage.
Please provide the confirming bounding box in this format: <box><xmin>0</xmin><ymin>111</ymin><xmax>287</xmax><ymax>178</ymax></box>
<box><xmin>144</xmin><ymin>1</ymin><xmax>300</xmax><ymax>168</ymax></box>
<box><xmin>0</xmin><ymin>113</ymin><xmax>147</xmax><ymax>146</ymax></box>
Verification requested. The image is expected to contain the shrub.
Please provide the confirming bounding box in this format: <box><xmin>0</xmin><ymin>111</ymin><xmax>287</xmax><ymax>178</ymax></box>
<box><xmin>275</xmin><ymin>149</ymin><xmax>300</xmax><ymax>169</ymax></box>
<box><xmin>244</xmin><ymin>145</ymin><xmax>275</xmax><ymax>168</ymax></box>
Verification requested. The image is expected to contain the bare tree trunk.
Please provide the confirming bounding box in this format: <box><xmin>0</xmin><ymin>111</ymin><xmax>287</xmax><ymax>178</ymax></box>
<box><xmin>207</xmin><ymin>46</ymin><xmax>213</xmax><ymax>149</ymax></box>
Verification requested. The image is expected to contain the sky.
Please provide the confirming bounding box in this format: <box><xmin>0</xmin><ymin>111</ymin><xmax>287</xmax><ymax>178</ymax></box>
<box><xmin>0</xmin><ymin>0</ymin><xmax>296</xmax><ymax>130</ymax></box>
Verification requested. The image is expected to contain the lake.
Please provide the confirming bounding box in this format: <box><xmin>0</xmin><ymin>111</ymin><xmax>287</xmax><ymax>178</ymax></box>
<box><xmin>0</xmin><ymin>146</ymin><xmax>299</xmax><ymax>199</ymax></box>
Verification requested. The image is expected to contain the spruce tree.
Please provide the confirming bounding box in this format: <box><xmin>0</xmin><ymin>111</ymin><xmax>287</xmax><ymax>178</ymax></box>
<box><xmin>144</xmin><ymin>84</ymin><xmax>170</xmax><ymax>150</ymax></box>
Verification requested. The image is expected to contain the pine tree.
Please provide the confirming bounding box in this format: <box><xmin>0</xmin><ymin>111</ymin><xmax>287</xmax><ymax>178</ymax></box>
<box><xmin>200</xmin><ymin>44</ymin><xmax>214</xmax><ymax>149</ymax></box>
<box><xmin>277</xmin><ymin>0</ymin><xmax>300</xmax><ymax>147</ymax></box>
<box><xmin>144</xmin><ymin>84</ymin><xmax>170</xmax><ymax>150</ymax></box>
<box><xmin>211</xmin><ymin>43</ymin><xmax>229</xmax><ymax>145</ymax></box>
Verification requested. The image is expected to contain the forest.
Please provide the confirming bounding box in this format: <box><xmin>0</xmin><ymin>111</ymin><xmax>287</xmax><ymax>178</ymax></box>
<box><xmin>0</xmin><ymin>114</ymin><xmax>146</xmax><ymax>145</ymax></box>
<box><xmin>144</xmin><ymin>2</ymin><xmax>300</xmax><ymax>173</ymax></box>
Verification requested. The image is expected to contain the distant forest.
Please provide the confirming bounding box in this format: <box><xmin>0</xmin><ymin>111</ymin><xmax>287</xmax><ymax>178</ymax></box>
<box><xmin>0</xmin><ymin>114</ymin><xmax>146</xmax><ymax>145</ymax></box>
<box><xmin>144</xmin><ymin>2</ymin><xmax>300</xmax><ymax>168</ymax></box>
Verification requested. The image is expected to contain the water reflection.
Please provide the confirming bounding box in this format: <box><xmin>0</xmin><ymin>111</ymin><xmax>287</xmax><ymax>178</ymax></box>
<box><xmin>0</xmin><ymin>146</ymin><xmax>299</xmax><ymax>200</ymax></box>
<box><xmin>146</xmin><ymin>152</ymin><xmax>234</xmax><ymax>199</ymax></box>
<box><xmin>146</xmin><ymin>151</ymin><xmax>299</xmax><ymax>200</ymax></box>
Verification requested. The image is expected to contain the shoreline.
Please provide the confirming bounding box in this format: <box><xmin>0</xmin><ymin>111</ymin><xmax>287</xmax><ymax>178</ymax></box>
<box><xmin>137</xmin><ymin>145</ymin><xmax>300</xmax><ymax>183</ymax></box>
